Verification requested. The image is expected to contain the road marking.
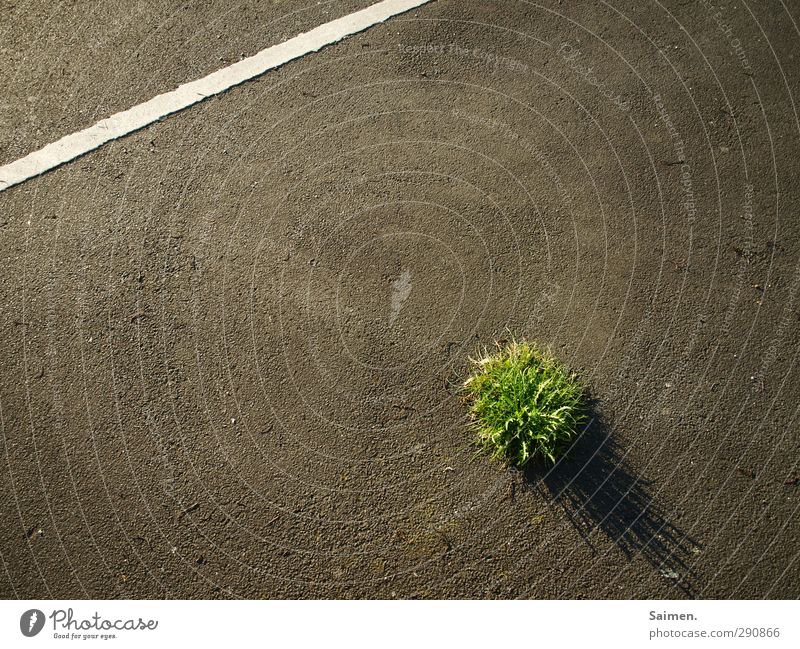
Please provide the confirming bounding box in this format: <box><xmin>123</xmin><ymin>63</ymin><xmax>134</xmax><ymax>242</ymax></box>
<box><xmin>0</xmin><ymin>0</ymin><xmax>431</xmax><ymax>193</ymax></box>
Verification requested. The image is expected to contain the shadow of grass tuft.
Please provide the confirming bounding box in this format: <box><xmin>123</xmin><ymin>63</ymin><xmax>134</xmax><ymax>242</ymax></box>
<box><xmin>520</xmin><ymin>398</ymin><xmax>702</xmax><ymax>596</ymax></box>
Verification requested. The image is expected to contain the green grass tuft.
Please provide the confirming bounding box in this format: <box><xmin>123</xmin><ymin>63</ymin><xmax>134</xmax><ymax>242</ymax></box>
<box><xmin>463</xmin><ymin>340</ymin><xmax>587</xmax><ymax>466</ymax></box>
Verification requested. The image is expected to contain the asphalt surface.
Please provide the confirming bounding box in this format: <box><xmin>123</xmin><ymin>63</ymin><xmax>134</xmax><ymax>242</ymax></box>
<box><xmin>1</xmin><ymin>0</ymin><xmax>798</xmax><ymax>599</ymax></box>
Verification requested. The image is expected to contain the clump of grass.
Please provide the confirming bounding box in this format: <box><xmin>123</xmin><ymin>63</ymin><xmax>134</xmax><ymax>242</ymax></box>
<box><xmin>463</xmin><ymin>340</ymin><xmax>586</xmax><ymax>466</ymax></box>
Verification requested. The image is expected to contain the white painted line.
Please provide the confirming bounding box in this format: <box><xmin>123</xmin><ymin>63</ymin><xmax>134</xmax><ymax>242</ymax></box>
<box><xmin>0</xmin><ymin>0</ymin><xmax>431</xmax><ymax>193</ymax></box>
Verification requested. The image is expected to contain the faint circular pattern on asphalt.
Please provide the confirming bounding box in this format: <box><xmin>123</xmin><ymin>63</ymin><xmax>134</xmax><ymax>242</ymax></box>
<box><xmin>0</xmin><ymin>0</ymin><xmax>798</xmax><ymax>600</ymax></box>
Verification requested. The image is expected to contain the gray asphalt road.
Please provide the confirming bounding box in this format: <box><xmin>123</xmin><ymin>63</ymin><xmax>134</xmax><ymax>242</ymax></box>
<box><xmin>1</xmin><ymin>0</ymin><xmax>798</xmax><ymax>599</ymax></box>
